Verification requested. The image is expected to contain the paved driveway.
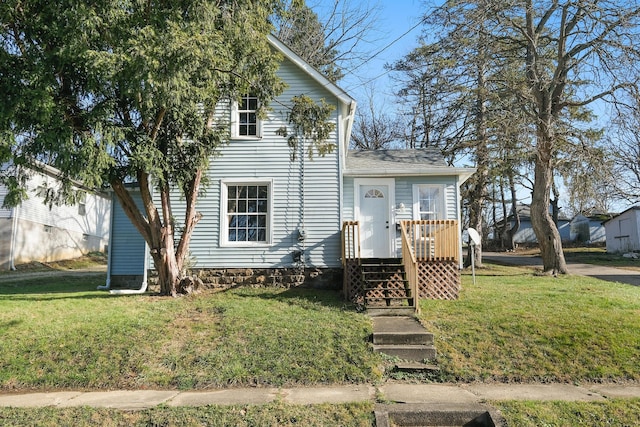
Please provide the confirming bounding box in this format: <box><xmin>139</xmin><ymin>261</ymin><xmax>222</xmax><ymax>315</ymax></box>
<box><xmin>483</xmin><ymin>252</ymin><xmax>640</xmax><ymax>287</ymax></box>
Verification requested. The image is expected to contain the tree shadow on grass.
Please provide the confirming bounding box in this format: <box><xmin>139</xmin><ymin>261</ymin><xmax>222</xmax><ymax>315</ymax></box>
<box><xmin>0</xmin><ymin>273</ymin><xmax>116</xmax><ymax>300</ymax></box>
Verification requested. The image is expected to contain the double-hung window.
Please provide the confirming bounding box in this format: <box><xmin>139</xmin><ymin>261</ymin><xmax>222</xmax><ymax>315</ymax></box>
<box><xmin>413</xmin><ymin>184</ymin><xmax>445</xmax><ymax>220</ymax></box>
<box><xmin>234</xmin><ymin>94</ymin><xmax>260</xmax><ymax>138</ymax></box>
<box><xmin>221</xmin><ymin>180</ymin><xmax>272</xmax><ymax>246</ymax></box>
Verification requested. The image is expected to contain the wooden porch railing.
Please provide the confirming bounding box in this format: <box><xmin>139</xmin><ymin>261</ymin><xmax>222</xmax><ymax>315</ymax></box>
<box><xmin>400</xmin><ymin>223</ymin><xmax>419</xmax><ymax>312</ymax></box>
<box><xmin>400</xmin><ymin>220</ymin><xmax>459</xmax><ymax>309</ymax></box>
<box><xmin>400</xmin><ymin>220</ymin><xmax>460</xmax><ymax>262</ymax></box>
<box><xmin>341</xmin><ymin>221</ymin><xmax>360</xmax><ymax>265</ymax></box>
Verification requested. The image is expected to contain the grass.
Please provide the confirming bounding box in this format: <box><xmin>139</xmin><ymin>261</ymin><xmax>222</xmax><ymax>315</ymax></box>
<box><xmin>417</xmin><ymin>263</ymin><xmax>640</xmax><ymax>383</ymax></box>
<box><xmin>496</xmin><ymin>398</ymin><xmax>640</xmax><ymax>427</ymax></box>
<box><xmin>0</xmin><ymin>401</ymin><xmax>375</xmax><ymax>427</ymax></box>
<box><xmin>0</xmin><ymin>277</ymin><xmax>382</xmax><ymax>390</ymax></box>
<box><xmin>2</xmin><ymin>258</ymin><xmax>640</xmax><ymax>424</ymax></box>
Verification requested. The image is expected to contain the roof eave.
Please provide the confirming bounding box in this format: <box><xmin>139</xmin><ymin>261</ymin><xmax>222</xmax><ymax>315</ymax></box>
<box><xmin>344</xmin><ymin>167</ymin><xmax>476</xmax><ymax>181</ymax></box>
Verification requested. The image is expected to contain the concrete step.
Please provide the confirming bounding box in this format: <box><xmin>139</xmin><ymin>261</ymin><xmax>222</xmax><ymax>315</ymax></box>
<box><xmin>373</xmin><ymin>331</ymin><xmax>434</xmax><ymax>346</ymax></box>
<box><xmin>367</xmin><ymin>308</ymin><xmax>416</xmax><ymax>316</ymax></box>
<box><xmin>393</xmin><ymin>362</ymin><xmax>440</xmax><ymax>373</ymax></box>
<box><xmin>373</xmin><ymin>344</ymin><xmax>437</xmax><ymax>362</ymax></box>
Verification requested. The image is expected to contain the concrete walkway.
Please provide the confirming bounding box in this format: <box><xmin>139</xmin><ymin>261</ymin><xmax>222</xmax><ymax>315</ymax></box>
<box><xmin>1</xmin><ymin>383</ymin><xmax>639</xmax><ymax>410</ymax></box>
<box><xmin>483</xmin><ymin>252</ymin><xmax>640</xmax><ymax>286</ymax></box>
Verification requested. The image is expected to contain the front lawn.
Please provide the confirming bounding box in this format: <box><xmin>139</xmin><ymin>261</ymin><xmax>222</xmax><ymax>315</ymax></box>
<box><xmin>0</xmin><ymin>276</ymin><xmax>382</xmax><ymax>390</ymax></box>
<box><xmin>2</xmin><ymin>263</ymin><xmax>640</xmax><ymax>425</ymax></box>
<box><xmin>418</xmin><ymin>263</ymin><xmax>640</xmax><ymax>383</ymax></box>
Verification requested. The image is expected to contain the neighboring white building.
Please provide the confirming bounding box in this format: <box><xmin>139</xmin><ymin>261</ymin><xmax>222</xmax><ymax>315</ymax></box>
<box><xmin>604</xmin><ymin>207</ymin><xmax>640</xmax><ymax>253</ymax></box>
<box><xmin>0</xmin><ymin>164</ymin><xmax>111</xmax><ymax>269</ymax></box>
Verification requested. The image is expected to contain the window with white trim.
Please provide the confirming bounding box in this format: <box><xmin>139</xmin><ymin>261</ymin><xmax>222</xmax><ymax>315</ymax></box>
<box><xmin>221</xmin><ymin>181</ymin><xmax>271</xmax><ymax>245</ymax></box>
<box><xmin>233</xmin><ymin>94</ymin><xmax>260</xmax><ymax>138</ymax></box>
<box><xmin>413</xmin><ymin>184</ymin><xmax>445</xmax><ymax>220</ymax></box>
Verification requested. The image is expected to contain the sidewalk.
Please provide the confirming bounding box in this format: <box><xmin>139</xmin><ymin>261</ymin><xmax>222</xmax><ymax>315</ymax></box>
<box><xmin>1</xmin><ymin>383</ymin><xmax>640</xmax><ymax>410</ymax></box>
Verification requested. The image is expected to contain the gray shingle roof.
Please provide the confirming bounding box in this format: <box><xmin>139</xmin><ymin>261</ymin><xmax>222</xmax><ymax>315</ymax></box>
<box><xmin>344</xmin><ymin>149</ymin><xmax>476</xmax><ymax>181</ymax></box>
<box><xmin>346</xmin><ymin>148</ymin><xmax>449</xmax><ymax>171</ymax></box>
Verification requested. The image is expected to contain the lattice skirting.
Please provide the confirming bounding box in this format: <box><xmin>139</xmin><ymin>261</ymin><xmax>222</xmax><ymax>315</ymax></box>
<box><xmin>343</xmin><ymin>259</ymin><xmax>460</xmax><ymax>303</ymax></box>
<box><xmin>417</xmin><ymin>260</ymin><xmax>460</xmax><ymax>300</ymax></box>
<box><xmin>343</xmin><ymin>260</ymin><xmax>364</xmax><ymax>304</ymax></box>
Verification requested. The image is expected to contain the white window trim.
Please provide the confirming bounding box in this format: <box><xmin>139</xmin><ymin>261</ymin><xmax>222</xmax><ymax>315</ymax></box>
<box><xmin>230</xmin><ymin>96</ymin><xmax>262</xmax><ymax>140</ymax></box>
<box><xmin>412</xmin><ymin>184</ymin><xmax>446</xmax><ymax>220</ymax></box>
<box><xmin>220</xmin><ymin>178</ymin><xmax>274</xmax><ymax>247</ymax></box>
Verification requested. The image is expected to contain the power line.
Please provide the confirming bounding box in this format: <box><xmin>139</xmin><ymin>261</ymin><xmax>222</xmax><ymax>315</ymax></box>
<box><xmin>344</xmin><ymin>15</ymin><xmax>426</xmax><ymax>77</ymax></box>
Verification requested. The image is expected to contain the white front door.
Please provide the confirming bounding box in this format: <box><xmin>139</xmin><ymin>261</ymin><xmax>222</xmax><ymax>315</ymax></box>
<box><xmin>356</xmin><ymin>179</ymin><xmax>394</xmax><ymax>258</ymax></box>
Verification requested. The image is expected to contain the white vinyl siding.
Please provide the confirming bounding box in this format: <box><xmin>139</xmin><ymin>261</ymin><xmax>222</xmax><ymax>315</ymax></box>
<box><xmin>343</xmin><ymin>176</ymin><xmax>460</xmax><ymax>258</ymax></box>
<box><xmin>0</xmin><ymin>185</ymin><xmax>9</xmax><ymax>218</ymax></box>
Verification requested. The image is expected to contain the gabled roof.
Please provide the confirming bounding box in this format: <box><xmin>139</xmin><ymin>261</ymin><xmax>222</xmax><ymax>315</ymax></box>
<box><xmin>267</xmin><ymin>34</ymin><xmax>357</xmax><ymax>154</ymax></box>
<box><xmin>344</xmin><ymin>148</ymin><xmax>475</xmax><ymax>182</ymax></box>
<box><xmin>602</xmin><ymin>206</ymin><xmax>640</xmax><ymax>225</ymax></box>
<box><xmin>267</xmin><ymin>35</ymin><xmax>356</xmax><ymax>108</ymax></box>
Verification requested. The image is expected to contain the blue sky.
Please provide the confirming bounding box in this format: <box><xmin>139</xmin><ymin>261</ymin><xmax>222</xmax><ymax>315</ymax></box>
<box><xmin>322</xmin><ymin>0</ymin><xmax>427</xmax><ymax>111</ymax></box>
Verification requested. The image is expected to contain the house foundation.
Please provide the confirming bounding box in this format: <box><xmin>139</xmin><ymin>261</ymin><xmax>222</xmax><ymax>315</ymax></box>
<box><xmin>189</xmin><ymin>267</ymin><xmax>343</xmax><ymax>290</ymax></box>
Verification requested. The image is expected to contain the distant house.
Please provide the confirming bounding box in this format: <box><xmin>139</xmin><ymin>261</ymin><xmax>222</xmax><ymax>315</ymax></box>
<box><xmin>603</xmin><ymin>207</ymin><xmax>640</xmax><ymax>253</ymax></box>
<box><xmin>0</xmin><ymin>163</ymin><xmax>110</xmax><ymax>270</ymax></box>
<box><xmin>570</xmin><ymin>213</ymin><xmax>610</xmax><ymax>244</ymax></box>
<box><xmin>505</xmin><ymin>204</ymin><xmax>571</xmax><ymax>244</ymax></box>
<box><xmin>107</xmin><ymin>35</ymin><xmax>475</xmax><ymax>306</ymax></box>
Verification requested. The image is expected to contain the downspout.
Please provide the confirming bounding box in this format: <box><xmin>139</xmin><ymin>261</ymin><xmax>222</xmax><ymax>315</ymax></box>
<box><xmin>456</xmin><ymin>175</ymin><xmax>464</xmax><ymax>269</ymax></box>
<box><xmin>299</xmin><ymin>131</ymin><xmax>306</xmax><ymax>268</ymax></box>
<box><xmin>8</xmin><ymin>205</ymin><xmax>19</xmax><ymax>270</ymax></box>
<box><xmin>98</xmin><ymin>192</ymin><xmax>116</xmax><ymax>290</ymax></box>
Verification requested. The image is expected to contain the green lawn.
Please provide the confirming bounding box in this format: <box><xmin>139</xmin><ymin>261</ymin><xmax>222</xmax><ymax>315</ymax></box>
<box><xmin>0</xmin><ymin>402</ymin><xmax>375</xmax><ymax>427</ymax></box>
<box><xmin>0</xmin><ymin>276</ymin><xmax>382</xmax><ymax>390</ymax></box>
<box><xmin>1</xmin><ymin>261</ymin><xmax>640</xmax><ymax>425</ymax></box>
<box><xmin>418</xmin><ymin>263</ymin><xmax>640</xmax><ymax>383</ymax></box>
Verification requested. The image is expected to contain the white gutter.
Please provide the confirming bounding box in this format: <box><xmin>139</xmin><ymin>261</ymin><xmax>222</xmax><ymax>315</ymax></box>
<box><xmin>98</xmin><ymin>192</ymin><xmax>117</xmax><ymax>290</ymax></box>
<box><xmin>108</xmin><ymin>281</ymin><xmax>148</xmax><ymax>295</ymax></box>
<box><xmin>8</xmin><ymin>205</ymin><xmax>19</xmax><ymax>270</ymax></box>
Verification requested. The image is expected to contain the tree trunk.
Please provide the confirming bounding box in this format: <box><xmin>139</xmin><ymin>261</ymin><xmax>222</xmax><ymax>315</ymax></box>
<box><xmin>530</xmin><ymin>154</ymin><xmax>568</xmax><ymax>275</ymax></box>
<box><xmin>504</xmin><ymin>173</ymin><xmax>520</xmax><ymax>251</ymax></box>
<box><xmin>110</xmin><ymin>174</ymin><xmax>183</xmax><ymax>296</ymax></box>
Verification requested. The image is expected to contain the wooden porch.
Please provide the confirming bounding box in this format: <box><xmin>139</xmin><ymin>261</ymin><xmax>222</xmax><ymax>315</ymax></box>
<box><xmin>342</xmin><ymin>220</ymin><xmax>461</xmax><ymax>311</ymax></box>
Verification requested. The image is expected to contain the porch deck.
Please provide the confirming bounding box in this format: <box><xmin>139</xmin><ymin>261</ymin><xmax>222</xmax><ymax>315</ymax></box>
<box><xmin>342</xmin><ymin>220</ymin><xmax>461</xmax><ymax>311</ymax></box>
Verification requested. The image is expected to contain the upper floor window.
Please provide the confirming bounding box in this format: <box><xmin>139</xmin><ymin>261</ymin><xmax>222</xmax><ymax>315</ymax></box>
<box><xmin>233</xmin><ymin>94</ymin><xmax>260</xmax><ymax>138</ymax></box>
<box><xmin>413</xmin><ymin>184</ymin><xmax>445</xmax><ymax>220</ymax></box>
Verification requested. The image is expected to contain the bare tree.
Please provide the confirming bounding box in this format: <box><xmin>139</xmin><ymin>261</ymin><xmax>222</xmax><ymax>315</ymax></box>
<box><xmin>275</xmin><ymin>0</ymin><xmax>382</xmax><ymax>82</ymax></box>
<box><xmin>609</xmin><ymin>94</ymin><xmax>640</xmax><ymax>206</ymax></box>
<box><xmin>506</xmin><ymin>1</ymin><xmax>640</xmax><ymax>274</ymax></box>
<box><xmin>350</xmin><ymin>85</ymin><xmax>400</xmax><ymax>150</ymax></box>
